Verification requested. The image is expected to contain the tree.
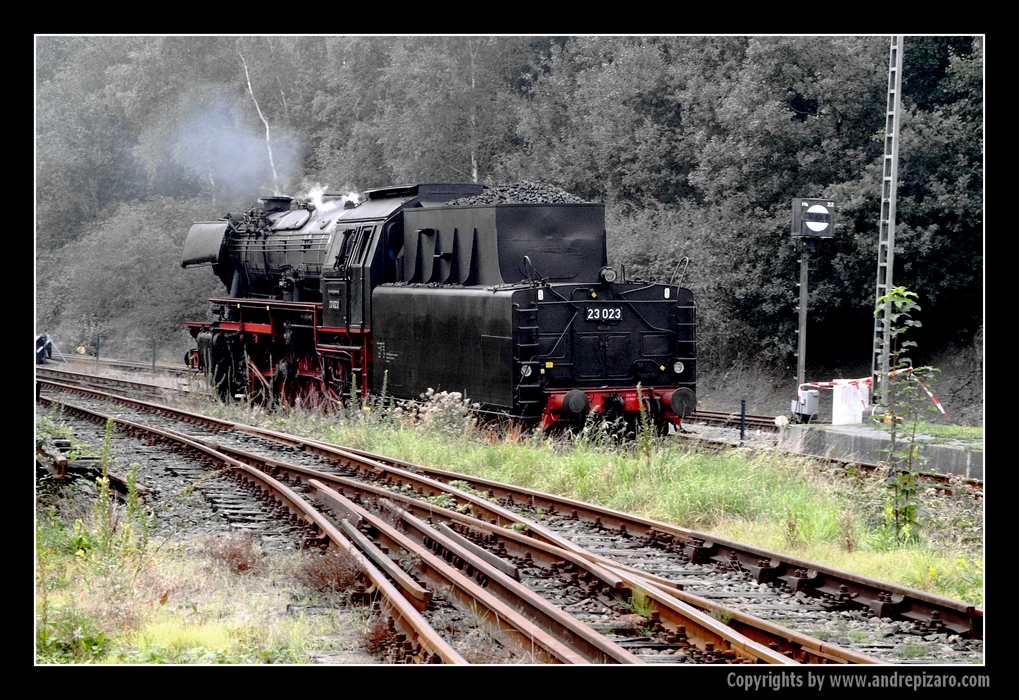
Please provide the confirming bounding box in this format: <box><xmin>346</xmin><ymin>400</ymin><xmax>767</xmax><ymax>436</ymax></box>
<box><xmin>513</xmin><ymin>36</ymin><xmax>723</xmax><ymax>206</ymax></box>
<box><xmin>305</xmin><ymin>36</ymin><xmax>398</xmax><ymax>191</ymax></box>
<box><xmin>36</xmin><ymin>37</ymin><xmax>146</xmax><ymax>248</ymax></box>
<box><xmin>872</xmin><ymin>287</ymin><xmax>941</xmax><ymax>545</ymax></box>
<box><xmin>36</xmin><ymin>197</ymin><xmax>223</xmax><ymax>358</ymax></box>
<box><xmin>679</xmin><ymin>37</ymin><xmax>889</xmax><ymax>363</ymax></box>
<box><xmin>890</xmin><ymin>37</ymin><xmax>983</xmax><ymax>348</ymax></box>
<box><xmin>105</xmin><ymin>36</ymin><xmax>307</xmax><ymax>206</ymax></box>
<box><xmin>373</xmin><ymin>37</ymin><xmax>533</xmax><ymax>186</ymax></box>
<box><xmin>817</xmin><ymin>36</ymin><xmax>983</xmax><ymax>357</ymax></box>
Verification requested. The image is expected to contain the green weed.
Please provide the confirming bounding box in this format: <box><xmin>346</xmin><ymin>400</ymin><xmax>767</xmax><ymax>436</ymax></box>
<box><xmin>36</xmin><ymin>604</ymin><xmax>111</xmax><ymax>663</ymax></box>
<box><xmin>709</xmin><ymin>609</ymin><xmax>733</xmax><ymax>625</ymax></box>
<box><xmin>622</xmin><ymin>585</ymin><xmax>656</xmax><ymax>618</ymax></box>
<box><xmin>898</xmin><ymin>641</ymin><xmax>929</xmax><ymax>660</ymax></box>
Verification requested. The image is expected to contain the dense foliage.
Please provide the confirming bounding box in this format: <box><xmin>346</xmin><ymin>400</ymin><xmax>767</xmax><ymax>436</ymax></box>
<box><xmin>35</xmin><ymin>36</ymin><xmax>982</xmax><ymax>368</ymax></box>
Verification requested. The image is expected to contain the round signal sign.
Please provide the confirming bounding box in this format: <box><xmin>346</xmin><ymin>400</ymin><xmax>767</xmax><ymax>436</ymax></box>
<box><xmin>806</xmin><ymin>204</ymin><xmax>831</xmax><ymax>232</ymax></box>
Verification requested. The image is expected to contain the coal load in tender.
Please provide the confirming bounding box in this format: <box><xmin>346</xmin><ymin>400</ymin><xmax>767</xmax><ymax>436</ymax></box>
<box><xmin>445</xmin><ymin>181</ymin><xmax>590</xmax><ymax>206</ymax></box>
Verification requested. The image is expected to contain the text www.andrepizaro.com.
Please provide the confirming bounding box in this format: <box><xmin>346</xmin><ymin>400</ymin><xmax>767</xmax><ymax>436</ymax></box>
<box><xmin>727</xmin><ymin>670</ymin><xmax>989</xmax><ymax>691</ymax></box>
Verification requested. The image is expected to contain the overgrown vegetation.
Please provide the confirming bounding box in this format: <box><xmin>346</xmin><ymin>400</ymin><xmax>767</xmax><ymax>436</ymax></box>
<box><xmin>911</xmin><ymin>421</ymin><xmax>983</xmax><ymax>449</ymax></box>
<box><xmin>34</xmin><ymin>405</ymin><xmax>369</xmax><ymax>664</ymax></box>
<box><xmin>187</xmin><ymin>388</ymin><xmax>985</xmax><ymax>605</ymax></box>
<box><xmin>36</xmin><ymin>383</ymin><xmax>983</xmax><ymax>664</ymax></box>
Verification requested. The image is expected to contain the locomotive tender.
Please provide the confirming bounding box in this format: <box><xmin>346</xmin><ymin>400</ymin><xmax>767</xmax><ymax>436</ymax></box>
<box><xmin>181</xmin><ymin>182</ymin><xmax>697</xmax><ymax>432</ymax></box>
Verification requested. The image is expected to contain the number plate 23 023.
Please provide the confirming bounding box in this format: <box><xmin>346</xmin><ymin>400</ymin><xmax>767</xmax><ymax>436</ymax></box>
<box><xmin>585</xmin><ymin>307</ymin><xmax>622</xmax><ymax>322</ymax></box>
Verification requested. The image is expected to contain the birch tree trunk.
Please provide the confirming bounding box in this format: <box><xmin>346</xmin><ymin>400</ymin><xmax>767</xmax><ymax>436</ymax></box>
<box><xmin>239</xmin><ymin>49</ymin><xmax>279</xmax><ymax>193</ymax></box>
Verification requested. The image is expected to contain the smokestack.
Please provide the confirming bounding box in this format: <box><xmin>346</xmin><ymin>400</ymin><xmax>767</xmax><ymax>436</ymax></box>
<box><xmin>258</xmin><ymin>195</ymin><xmax>294</xmax><ymax>214</ymax></box>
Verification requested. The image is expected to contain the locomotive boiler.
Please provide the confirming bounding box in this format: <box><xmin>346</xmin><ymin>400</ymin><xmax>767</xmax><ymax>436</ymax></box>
<box><xmin>181</xmin><ymin>182</ymin><xmax>697</xmax><ymax>432</ymax></box>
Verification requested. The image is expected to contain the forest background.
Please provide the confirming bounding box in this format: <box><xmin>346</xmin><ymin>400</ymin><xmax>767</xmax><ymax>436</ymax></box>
<box><xmin>33</xmin><ymin>35</ymin><xmax>984</xmax><ymax>424</ymax></box>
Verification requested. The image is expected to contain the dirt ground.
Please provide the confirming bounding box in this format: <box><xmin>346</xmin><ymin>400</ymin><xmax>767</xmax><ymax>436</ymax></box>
<box><xmin>695</xmin><ymin>334</ymin><xmax>984</xmax><ymax>428</ymax></box>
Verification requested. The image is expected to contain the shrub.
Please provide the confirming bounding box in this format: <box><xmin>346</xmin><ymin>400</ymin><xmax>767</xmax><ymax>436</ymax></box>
<box><xmin>361</xmin><ymin>614</ymin><xmax>397</xmax><ymax>656</ymax></box>
<box><xmin>413</xmin><ymin>389</ymin><xmax>480</xmax><ymax>438</ymax></box>
<box><xmin>204</xmin><ymin>532</ymin><xmax>262</xmax><ymax>573</ymax></box>
<box><xmin>296</xmin><ymin>549</ymin><xmax>361</xmax><ymax>595</ymax></box>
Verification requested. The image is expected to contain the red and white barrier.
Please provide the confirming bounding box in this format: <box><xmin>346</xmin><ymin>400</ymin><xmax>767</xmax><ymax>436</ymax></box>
<box><xmin>799</xmin><ymin>366</ymin><xmax>948</xmax><ymax>423</ymax></box>
<box><xmin>914</xmin><ymin>378</ymin><xmax>950</xmax><ymax>419</ymax></box>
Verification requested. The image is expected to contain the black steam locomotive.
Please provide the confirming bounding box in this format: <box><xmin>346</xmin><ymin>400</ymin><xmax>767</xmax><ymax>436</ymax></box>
<box><xmin>181</xmin><ymin>183</ymin><xmax>696</xmax><ymax>432</ymax></box>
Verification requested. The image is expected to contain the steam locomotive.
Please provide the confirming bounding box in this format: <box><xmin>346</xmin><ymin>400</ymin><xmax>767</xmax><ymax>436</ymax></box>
<box><xmin>181</xmin><ymin>182</ymin><xmax>697</xmax><ymax>432</ymax></box>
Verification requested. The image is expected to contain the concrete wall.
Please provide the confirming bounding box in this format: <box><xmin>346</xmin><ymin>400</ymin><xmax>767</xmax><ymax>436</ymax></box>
<box><xmin>778</xmin><ymin>424</ymin><xmax>983</xmax><ymax>480</ymax></box>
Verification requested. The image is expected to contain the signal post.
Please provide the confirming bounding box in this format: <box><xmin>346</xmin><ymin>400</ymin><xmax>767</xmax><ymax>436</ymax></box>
<box><xmin>790</xmin><ymin>198</ymin><xmax>835</xmax><ymax>423</ymax></box>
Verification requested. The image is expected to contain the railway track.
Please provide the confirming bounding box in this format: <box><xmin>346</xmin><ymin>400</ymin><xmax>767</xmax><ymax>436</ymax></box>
<box><xmin>36</xmin><ymin>366</ymin><xmax>210</xmax><ymax>401</ymax></box>
<box><xmin>37</xmin><ymin>382</ymin><xmax>797</xmax><ymax>664</ymax></box>
<box><xmin>36</xmin><ymin>378</ymin><xmax>983</xmax><ymax>664</ymax></box>
<box><xmin>40</xmin><ymin>365</ymin><xmax>979</xmax><ymax>494</ymax></box>
<box><xmin>686</xmin><ymin>410</ymin><xmax>781</xmax><ymax>433</ymax></box>
<box><xmin>37</xmin><ymin>360</ymin><xmax>978</xmax><ymax>493</ymax></box>
<box><xmin>46</xmin><ymin>355</ymin><xmax>196</xmax><ymax>377</ymax></box>
<box><xmin>328</xmin><ymin>445</ymin><xmax>983</xmax><ymax>659</ymax></box>
<box><xmin>36</xmin><ymin>363</ymin><xmax>984</xmax><ymax>513</ymax></box>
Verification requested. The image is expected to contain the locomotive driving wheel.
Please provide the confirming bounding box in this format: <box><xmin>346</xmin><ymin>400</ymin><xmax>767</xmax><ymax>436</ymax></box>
<box><xmin>647</xmin><ymin>395</ymin><xmax>671</xmax><ymax>437</ymax></box>
<box><xmin>320</xmin><ymin>356</ymin><xmax>352</xmax><ymax>408</ymax></box>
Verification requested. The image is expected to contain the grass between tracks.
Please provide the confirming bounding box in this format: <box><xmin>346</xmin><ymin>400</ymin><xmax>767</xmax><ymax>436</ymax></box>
<box><xmin>232</xmin><ymin>390</ymin><xmax>984</xmax><ymax>605</ymax></box>
<box><xmin>35</xmin><ymin>392</ymin><xmax>984</xmax><ymax>664</ymax></box>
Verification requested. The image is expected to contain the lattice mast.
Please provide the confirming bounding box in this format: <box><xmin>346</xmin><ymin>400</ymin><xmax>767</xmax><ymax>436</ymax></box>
<box><xmin>871</xmin><ymin>35</ymin><xmax>905</xmax><ymax>405</ymax></box>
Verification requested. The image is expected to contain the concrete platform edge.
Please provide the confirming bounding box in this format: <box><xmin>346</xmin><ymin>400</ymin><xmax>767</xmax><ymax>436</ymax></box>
<box><xmin>778</xmin><ymin>424</ymin><xmax>983</xmax><ymax>480</ymax></box>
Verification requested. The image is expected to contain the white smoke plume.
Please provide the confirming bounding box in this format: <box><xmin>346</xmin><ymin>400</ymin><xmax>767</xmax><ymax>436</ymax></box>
<box><xmin>167</xmin><ymin>89</ymin><xmax>304</xmax><ymax>206</ymax></box>
<box><xmin>300</xmin><ymin>183</ymin><xmax>361</xmax><ymax>212</ymax></box>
